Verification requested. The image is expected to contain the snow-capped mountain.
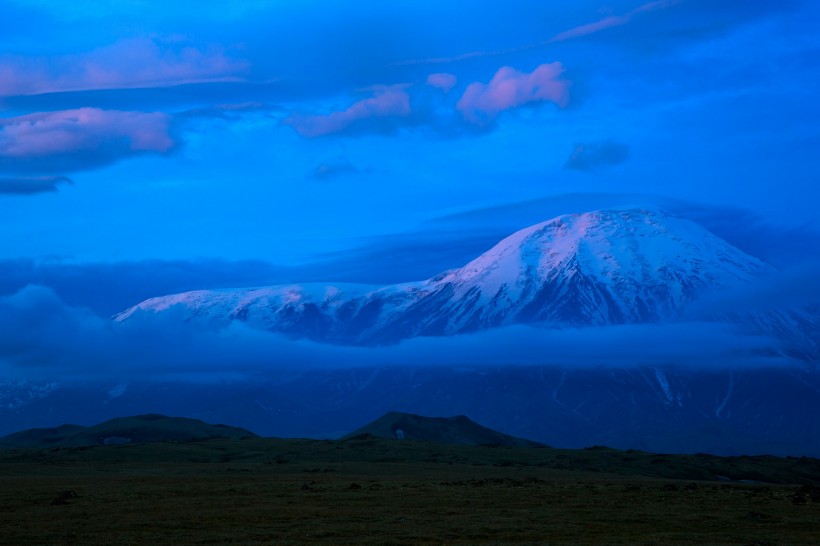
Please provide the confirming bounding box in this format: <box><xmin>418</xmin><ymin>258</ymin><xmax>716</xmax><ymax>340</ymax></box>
<box><xmin>116</xmin><ymin>208</ymin><xmax>776</xmax><ymax>345</ymax></box>
<box><xmin>9</xmin><ymin>208</ymin><xmax>815</xmax><ymax>456</ymax></box>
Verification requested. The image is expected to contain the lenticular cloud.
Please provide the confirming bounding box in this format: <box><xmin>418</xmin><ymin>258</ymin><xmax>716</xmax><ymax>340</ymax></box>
<box><xmin>0</xmin><ymin>37</ymin><xmax>248</xmax><ymax>97</ymax></box>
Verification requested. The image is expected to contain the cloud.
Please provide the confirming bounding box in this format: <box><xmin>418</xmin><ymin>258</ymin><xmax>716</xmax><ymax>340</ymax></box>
<box><xmin>395</xmin><ymin>0</ymin><xmax>681</xmax><ymax>67</ymax></box>
<box><xmin>456</xmin><ymin>63</ymin><xmax>570</xmax><ymax>125</ymax></box>
<box><xmin>0</xmin><ymin>36</ymin><xmax>249</xmax><ymax>97</ymax></box>
<box><xmin>284</xmin><ymin>85</ymin><xmax>412</xmax><ymax>137</ymax></box>
<box><xmin>177</xmin><ymin>102</ymin><xmax>281</xmax><ymax>120</ymax></box>
<box><xmin>309</xmin><ymin>159</ymin><xmax>361</xmax><ymax>180</ymax></box>
<box><xmin>565</xmin><ymin>140</ymin><xmax>630</xmax><ymax>171</ymax></box>
<box><xmin>280</xmin><ymin>63</ymin><xmax>570</xmax><ymax>139</ymax></box>
<box><xmin>426</xmin><ymin>73</ymin><xmax>457</xmax><ymax>93</ymax></box>
<box><xmin>687</xmin><ymin>262</ymin><xmax>820</xmax><ymax>316</ymax></box>
<box><xmin>0</xmin><ymin>285</ymin><xmax>798</xmax><ymax>381</ymax></box>
<box><xmin>0</xmin><ymin>108</ymin><xmax>176</xmax><ymax>175</ymax></box>
<box><xmin>654</xmin><ymin>202</ymin><xmax>820</xmax><ymax>267</ymax></box>
<box><xmin>311</xmin><ymin>231</ymin><xmax>496</xmax><ymax>284</ymax></box>
<box><xmin>0</xmin><ymin>175</ymin><xmax>72</xmax><ymax>195</ymax></box>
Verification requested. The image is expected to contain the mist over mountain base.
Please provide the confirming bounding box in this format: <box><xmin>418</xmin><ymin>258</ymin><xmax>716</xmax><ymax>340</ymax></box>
<box><xmin>3</xmin><ymin>365</ymin><xmax>819</xmax><ymax>457</ymax></box>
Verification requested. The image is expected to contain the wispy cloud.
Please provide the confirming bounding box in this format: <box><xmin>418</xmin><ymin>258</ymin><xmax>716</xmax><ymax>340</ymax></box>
<box><xmin>309</xmin><ymin>159</ymin><xmax>361</xmax><ymax>180</ymax></box>
<box><xmin>284</xmin><ymin>85</ymin><xmax>411</xmax><ymax>137</ymax></box>
<box><xmin>394</xmin><ymin>0</ymin><xmax>680</xmax><ymax>67</ymax></box>
<box><xmin>0</xmin><ymin>108</ymin><xmax>176</xmax><ymax>175</ymax></box>
<box><xmin>457</xmin><ymin>63</ymin><xmax>570</xmax><ymax>125</ymax></box>
<box><xmin>549</xmin><ymin>0</ymin><xmax>680</xmax><ymax>43</ymax></box>
<box><xmin>0</xmin><ymin>36</ymin><xmax>249</xmax><ymax>97</ymax></box>
<box><xmin>177</xmin><ymin>102</ymin><xmax>278</xmax><ymax>120</ymax></box>
<box><xmin>0</xmin><ymin>176</ymin><xmax>72</xmax><ymax>195</ymax></box>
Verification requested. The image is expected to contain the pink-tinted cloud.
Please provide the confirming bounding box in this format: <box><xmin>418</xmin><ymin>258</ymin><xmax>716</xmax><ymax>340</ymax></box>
<box><xmin>549</xmin><ymin>15</ymin><xmax>632</xmax><ymax>42</ymax></box>
<box><xmin>426</xmin><ymin>73</ymin><xmax>458</xmax><ymax>93</ymax></box>
<box><xmin>549</xmin><ymin>0</ymin><xmax>679</xmax><ymax>43</ymax></box>
<box><xmin>456</xmin><ymin>63</ymin><xmax>570</xmax><ymax>125</ymax></box>
<box><xmin>0</xmin><ymin>37</ymin><xmax>249</xmax><ymax>96</ymax></box>
<box><xmin>0</xmin><ymin>108</ymin><xmax>175</xmax><ymax>174</ymax></box>
<box><xmin>284</xmin><ymin>85</ymin><xmax>411</xmax><ymax>138</ymax></box>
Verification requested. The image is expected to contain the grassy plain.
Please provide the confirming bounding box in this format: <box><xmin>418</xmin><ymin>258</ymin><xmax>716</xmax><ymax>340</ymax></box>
<box><xmin>2</xmin><ymin>436</ymin><xmax>820</xmax><ymax>545</ymax></box>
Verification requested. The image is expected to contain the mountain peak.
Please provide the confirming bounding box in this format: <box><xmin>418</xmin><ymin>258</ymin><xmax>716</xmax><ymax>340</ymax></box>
<box><xmin>426</xmin><ymin>208</ymin><xmax>767</xmax><ymax>328</ymax></box>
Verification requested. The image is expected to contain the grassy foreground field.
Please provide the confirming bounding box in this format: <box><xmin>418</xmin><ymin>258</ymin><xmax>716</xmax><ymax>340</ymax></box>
<box><xmin>2</xmin><ymin>436</ymin><xmax>820</xmax><ymax>545</ymax></box>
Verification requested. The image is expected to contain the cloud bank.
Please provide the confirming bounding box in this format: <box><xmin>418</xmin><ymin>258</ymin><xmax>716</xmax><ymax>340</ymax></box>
<box><xmin>0</xmin><ymin>285</ymin><xmax>800</xmax><ymax>381</ymax></box>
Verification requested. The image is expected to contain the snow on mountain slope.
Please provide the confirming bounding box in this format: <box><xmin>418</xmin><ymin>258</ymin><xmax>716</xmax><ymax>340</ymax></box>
<box><xmin>390</xmin><ymin>208</ymin><xmax>768</xmax><ymax>336</ymax></box>
<box><xmin>116</xmin><ymin>209</ymin><xmax>772</xmax><ymax>345</ymax></box>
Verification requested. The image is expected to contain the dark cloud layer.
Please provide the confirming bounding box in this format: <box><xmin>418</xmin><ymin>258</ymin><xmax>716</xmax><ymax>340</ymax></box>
<box><xmin>687</xmin><ymin>262</ymin><xmax>820</xmax><ymax>316</ymax></box>
<box><xmin>0</xmin><ymin>176</ymin><xmax>72</xmax><ymax>195</ymax></box>
<box><xmin>423</xmin><ymin>194</ymin><xmax>820</xmax><ymax>269</ymax></box>
<box><xmin>309</xmin><ymin>159</ymin><xmax>361</xmax><ymax>181</ymax></box>
<box><xmin>565</xmin><ymin>140</ymin><xmax>630</xmax><ymax>171</ymax></box>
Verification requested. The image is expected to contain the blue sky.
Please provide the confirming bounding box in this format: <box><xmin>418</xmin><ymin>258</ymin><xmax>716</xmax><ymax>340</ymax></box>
<box><xmin>2</xmin><ymin>0</ymin><xmax>818</xmax><ymax>266</ymax></box>
<box><xmin>1</xmin><ymin>1</ymin><xmax>819</xmax><ymax>379</ymax></box>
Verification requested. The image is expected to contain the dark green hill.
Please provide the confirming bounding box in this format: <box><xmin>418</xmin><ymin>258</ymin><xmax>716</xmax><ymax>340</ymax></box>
<box><xmin>0</xmin><ymin>414</ymin><xmax>256</xmax><ymax>448</ymax></box>
<box><xmin>344</xmin><ymin>411</ymin><xmax>545</xmax><ymax>447</ymax></box>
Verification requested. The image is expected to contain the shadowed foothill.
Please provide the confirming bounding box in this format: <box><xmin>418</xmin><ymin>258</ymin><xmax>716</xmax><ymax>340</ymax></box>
<box><xmin>344</xmin><ymin>411</ymin><xmax>546</xmax><ymax>447</ymax></box>
<box><xmin>0</xmin><ymin>414</ymin><xmax>255</xmax><ymax>449</ymax></box>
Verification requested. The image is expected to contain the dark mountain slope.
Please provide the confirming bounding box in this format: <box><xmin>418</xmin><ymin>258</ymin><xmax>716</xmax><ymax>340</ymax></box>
<box><xmin>344</xmin><ymin>411</ymin><xmax>545</xmax><ymax>447</ymax></box>
<box><xmin>0</xmin><ymin>413</ymin><xmax>256</xmax><ymax>448</ymax></box>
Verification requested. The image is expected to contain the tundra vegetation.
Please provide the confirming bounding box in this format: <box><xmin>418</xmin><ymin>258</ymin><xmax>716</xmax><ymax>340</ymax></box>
<box><xmin>2</xmin><ymin>434</ymin><xmax>820</xmax><ymax>544</ymax></box>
